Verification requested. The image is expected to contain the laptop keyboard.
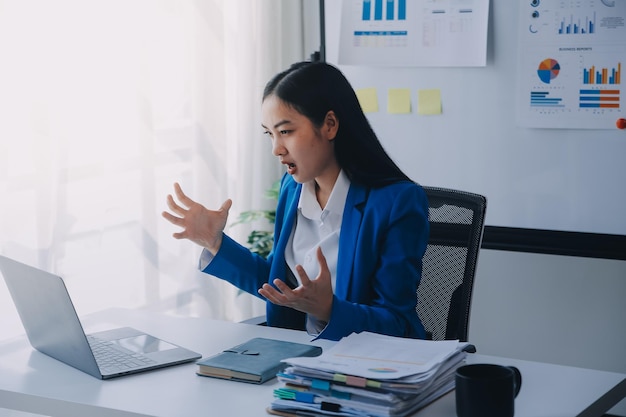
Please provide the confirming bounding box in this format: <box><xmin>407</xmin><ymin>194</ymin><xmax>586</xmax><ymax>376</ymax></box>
<box><xmin>87</xmin><ymin>335</ymin><xmax>157</xmax><ymax>374</ymax></box>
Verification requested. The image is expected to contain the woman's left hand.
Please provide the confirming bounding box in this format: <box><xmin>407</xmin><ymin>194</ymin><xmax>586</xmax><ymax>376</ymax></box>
<box><xmin>258</xmin><ymin>246</ymin><xmax>333</xmax><ymax>322</ymax></box>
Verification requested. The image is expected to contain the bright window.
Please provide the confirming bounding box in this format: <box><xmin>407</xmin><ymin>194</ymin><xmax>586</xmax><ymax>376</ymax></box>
<box><xmin>0</xmin><ymin>0</ymin><xmax>305</xmax><ymax>339</ymax></box>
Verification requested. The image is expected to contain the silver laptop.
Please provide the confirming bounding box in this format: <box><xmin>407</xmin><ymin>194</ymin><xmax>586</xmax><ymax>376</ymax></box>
<box><xmin>0</xmin><ymin>255</ymin><xmax>201</xmax><ymax>379</ymax></box>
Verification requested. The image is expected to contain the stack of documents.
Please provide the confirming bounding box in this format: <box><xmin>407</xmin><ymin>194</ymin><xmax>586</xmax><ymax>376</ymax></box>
<box><xmin>267</xmin><ymin>332</ymin><xmax>470</xmax><ymax>417</ymax></box>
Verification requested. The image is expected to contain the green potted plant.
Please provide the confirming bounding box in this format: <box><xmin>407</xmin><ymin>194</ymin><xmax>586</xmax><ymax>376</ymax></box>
<box><xmin>230</xmin><ymin>180</ymin><xmax>280</xmax><ymax>259</ymax></box>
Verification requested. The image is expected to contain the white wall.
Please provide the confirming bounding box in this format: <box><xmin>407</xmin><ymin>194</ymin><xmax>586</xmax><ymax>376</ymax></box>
<box><xmin>305</xmin><ymin>0</ymin><xmax>626</xmax><ymax>373</ymax></box>
<box><xmin>305</xmin><ymin>2</ymin><xmax>626</xmax><ymax>413</ymax></box>
<box><xmin>322</xmin><ymin>1</ymin><xmax>626</xmax><ymax>237</ymax></box>
<box><xmin>469</xmin><ymin>249</ymin><xmax>626</xmax><ymax>414</ymax></box>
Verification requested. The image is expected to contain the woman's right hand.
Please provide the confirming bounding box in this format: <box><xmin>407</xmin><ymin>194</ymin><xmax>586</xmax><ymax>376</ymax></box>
<box><xmin>162</xmin><ymin>183</ymin><xmax>232</xmax><ymax>255</ymax></box>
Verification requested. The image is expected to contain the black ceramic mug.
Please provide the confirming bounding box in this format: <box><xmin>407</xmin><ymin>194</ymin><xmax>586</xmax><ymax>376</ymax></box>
<box><xmin>455</xmin><ymin>363</ymin><xmax>522</xmax><ymax>417</ymax></box>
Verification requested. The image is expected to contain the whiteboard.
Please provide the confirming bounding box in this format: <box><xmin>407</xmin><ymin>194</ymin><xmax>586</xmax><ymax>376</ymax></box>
<box><xmin>324</xmin><ymin>1</ymin><xmax>626</xmax><ymax>236</ymax></box>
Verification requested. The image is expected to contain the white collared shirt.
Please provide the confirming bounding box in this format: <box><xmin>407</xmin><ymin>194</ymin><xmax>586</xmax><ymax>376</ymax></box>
<box><xmin>200</xmin><ymin>170</ymin><xmax>351</xmax><ymax>335</ymax></box>
<box><xmin>285</xmin><ymin>170</ymin><xmax>350</xmax><ymax>334</ymax></box>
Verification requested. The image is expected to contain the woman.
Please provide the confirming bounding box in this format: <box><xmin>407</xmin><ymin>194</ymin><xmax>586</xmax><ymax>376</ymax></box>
<box><xmin>162</xmin><ymin>61</ymin><xmax>429</xmax><ymax>341</ymax></box>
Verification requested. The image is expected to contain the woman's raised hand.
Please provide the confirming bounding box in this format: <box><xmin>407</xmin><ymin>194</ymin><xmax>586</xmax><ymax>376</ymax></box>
<box><xmin>258</xmin><ymin>247</ymin><xmax>333</xmax><ymax>322</ymax></box>
<box><xmin>162</xmin><ymin>183</ymin><xmax>232</xmax><ymax>255</ymax></box>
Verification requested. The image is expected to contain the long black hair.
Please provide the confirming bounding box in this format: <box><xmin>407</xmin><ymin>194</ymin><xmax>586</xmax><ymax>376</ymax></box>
<box><xmin>263</xmin><ymin>61</ymin><xmax>412</xmax><ymax>187</ymax></box>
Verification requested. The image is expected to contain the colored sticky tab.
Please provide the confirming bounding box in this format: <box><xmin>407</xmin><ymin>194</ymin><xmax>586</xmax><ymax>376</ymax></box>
<box><xmin>294</xmin><ymin>391</ymin><xmax>316</xmax><ymax>403</ymax></box>
<box><xmin>311</xmin><ymin>379</ymin><xmax>331</xmax><ymax>390</ymax></box>
<box><xmin>355</xmin><ymin>88</ymin><xmax>379</xmax><ymax>113</ymax></box>
<box><xmin>333</xmin><ymin>374</ymin><xmax>347</xmax><ymax>383</ymax></box>
<box><xmin>418</xmin><ymin>89</ymin><xmax>442</xmax><ymax>115</ymax></box>
<box><xmin>387</xmin><ymin>88</ymin><xmax>412</xmax><ymax>114</ymax></box>
<box><xmin>366</xmin><ymin>380</ymin><xmax>382</xmax><ymax>388</ymax></box>
<box><xmin>346</xmin><ymin>375</ymin><xmax>368</xmax><ymax>387</ymax></box>
<box><xmin>332</xmin><ymin>391</ymin><xmax>351</xmax><ymax>400</ymax></box>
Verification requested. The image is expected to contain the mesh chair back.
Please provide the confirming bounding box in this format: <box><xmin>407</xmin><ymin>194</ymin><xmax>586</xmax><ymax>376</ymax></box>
<box><xmin>416</xmin><ymin>187</ymin><xmax>487</xmax><ymax>342</ymax></box>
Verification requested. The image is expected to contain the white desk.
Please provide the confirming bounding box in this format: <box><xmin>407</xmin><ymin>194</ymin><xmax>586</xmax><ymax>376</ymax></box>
<box><xmin>0</xmin><ymin>308</ymin><xmax>624</xmax><ymax>417</ymax></box>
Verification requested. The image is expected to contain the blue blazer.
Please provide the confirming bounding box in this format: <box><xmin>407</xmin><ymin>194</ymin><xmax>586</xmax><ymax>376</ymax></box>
<box><xmin>203</xmin><ymin>174</ymin><xmax>429</xmax><ymax>341</ymax></box>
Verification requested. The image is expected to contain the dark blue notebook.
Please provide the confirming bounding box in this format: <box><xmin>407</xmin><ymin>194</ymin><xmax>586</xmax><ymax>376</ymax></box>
<box><xmin>196</xmin><ymin>337</ymin><xmax>322</xmax><ymax>384</ymax></box>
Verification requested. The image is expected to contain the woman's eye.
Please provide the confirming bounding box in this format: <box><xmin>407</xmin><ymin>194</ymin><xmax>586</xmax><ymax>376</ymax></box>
<box><xmin>279</xmin><ymin>130</ymin><xmax>290</xmax><ymax>135</ymax></box>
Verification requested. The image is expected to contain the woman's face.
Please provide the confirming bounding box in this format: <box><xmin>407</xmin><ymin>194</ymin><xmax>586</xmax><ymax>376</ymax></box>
<box><xmin>261</xmin><ymin>95</ymin><xmax>339</xmax><ymax>186</ymax></box>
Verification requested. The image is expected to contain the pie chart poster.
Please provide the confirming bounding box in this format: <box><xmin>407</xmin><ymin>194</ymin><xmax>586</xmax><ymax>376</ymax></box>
<box><xmin>516</xmin><ymin>0</ymin><xmax>626</xmax><ymax>129</ymax></box>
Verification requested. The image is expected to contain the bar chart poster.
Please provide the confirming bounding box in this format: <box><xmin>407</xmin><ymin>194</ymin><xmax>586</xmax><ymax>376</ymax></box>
<box><xmin>516</xmin><ymin>0</ymin><xmax>626</xmax><ymax>129</ymax></box>
<box><xmin>338</xmin><ymin>0</ymin><xmax>489</xmax><ymax>67</ymax></box>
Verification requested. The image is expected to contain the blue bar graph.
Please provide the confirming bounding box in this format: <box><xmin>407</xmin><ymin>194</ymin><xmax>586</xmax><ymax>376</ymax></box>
<box><xmin>398</xmin><ymin>0</ymin><xmax>406</xmax><ymax>20</ymax></box>
<box><xmin>558</xmin><ymin>12</ymin><xmax>595</xmax><ymax>34</ymax></box>
<box><xmin>363</xmin><ymin>0</ymin><xmax>371</xmax><ymax>21</ymax></box>
<box><xmin>362</xmin><ymin>0</ymin><xmax>406</xmax><ymax>21</ymax></box>
<box><xmin>530</xmin><ymin>91</ymin><xmax>564</xmax><ymax>107</ymax></box>
<box><xmin>374</xmin><ymin>0</ymin><xmax>383</xmax><ymax>20</ymax></box>
<box><xmin>386</xmin><ymin>0</ymin><xmax>394</xmax><ymax>20</ymax></box>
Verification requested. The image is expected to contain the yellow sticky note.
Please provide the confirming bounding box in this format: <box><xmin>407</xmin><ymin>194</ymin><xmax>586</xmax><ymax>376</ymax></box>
<box><xmin>387</xmin><ymin>88</ymin><xmax>411</xmax><ymax>114</ymax></box>
<box><xmin>418</xmin><ymin>89</ymin><xmax>442</xmax><ymax>115</ymax></box>
<box><xmin>355</xmin><ymin>88</ymin><xmax>379</xmax><ymax>113</ymax></box>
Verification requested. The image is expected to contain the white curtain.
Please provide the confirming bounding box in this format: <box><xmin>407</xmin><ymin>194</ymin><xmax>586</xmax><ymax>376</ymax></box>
<box><xmin>0</xmin><ymin>0</ymin><xmax>305</xmax><ymax>338</ymax></box>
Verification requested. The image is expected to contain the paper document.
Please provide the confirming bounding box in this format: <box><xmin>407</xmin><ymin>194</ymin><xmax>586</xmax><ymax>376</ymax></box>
<box><xmin>283</xmin><ymin>332</ymin><xmax>465</xmax><ymax>380</ymax></box>
<box><xmin>271</xmin><ymin>332</ymin><xmax>470</xmax><ymax>416</ymax></box>
<box><xmin>338</xmin><ymin>0</ymin><xmax>490</xmax><ymax>67</ymax></box>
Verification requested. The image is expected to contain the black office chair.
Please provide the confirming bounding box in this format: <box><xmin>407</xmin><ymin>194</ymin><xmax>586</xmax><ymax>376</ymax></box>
<box><xmin>242</xmin><ymin>186</ymin><xmax>487</xmax><ymax>344</ymax></box>
<box><xmin>417</xmin><ymin>186</ymin><xmax>487</xmax><ymax>342</ymax></box>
